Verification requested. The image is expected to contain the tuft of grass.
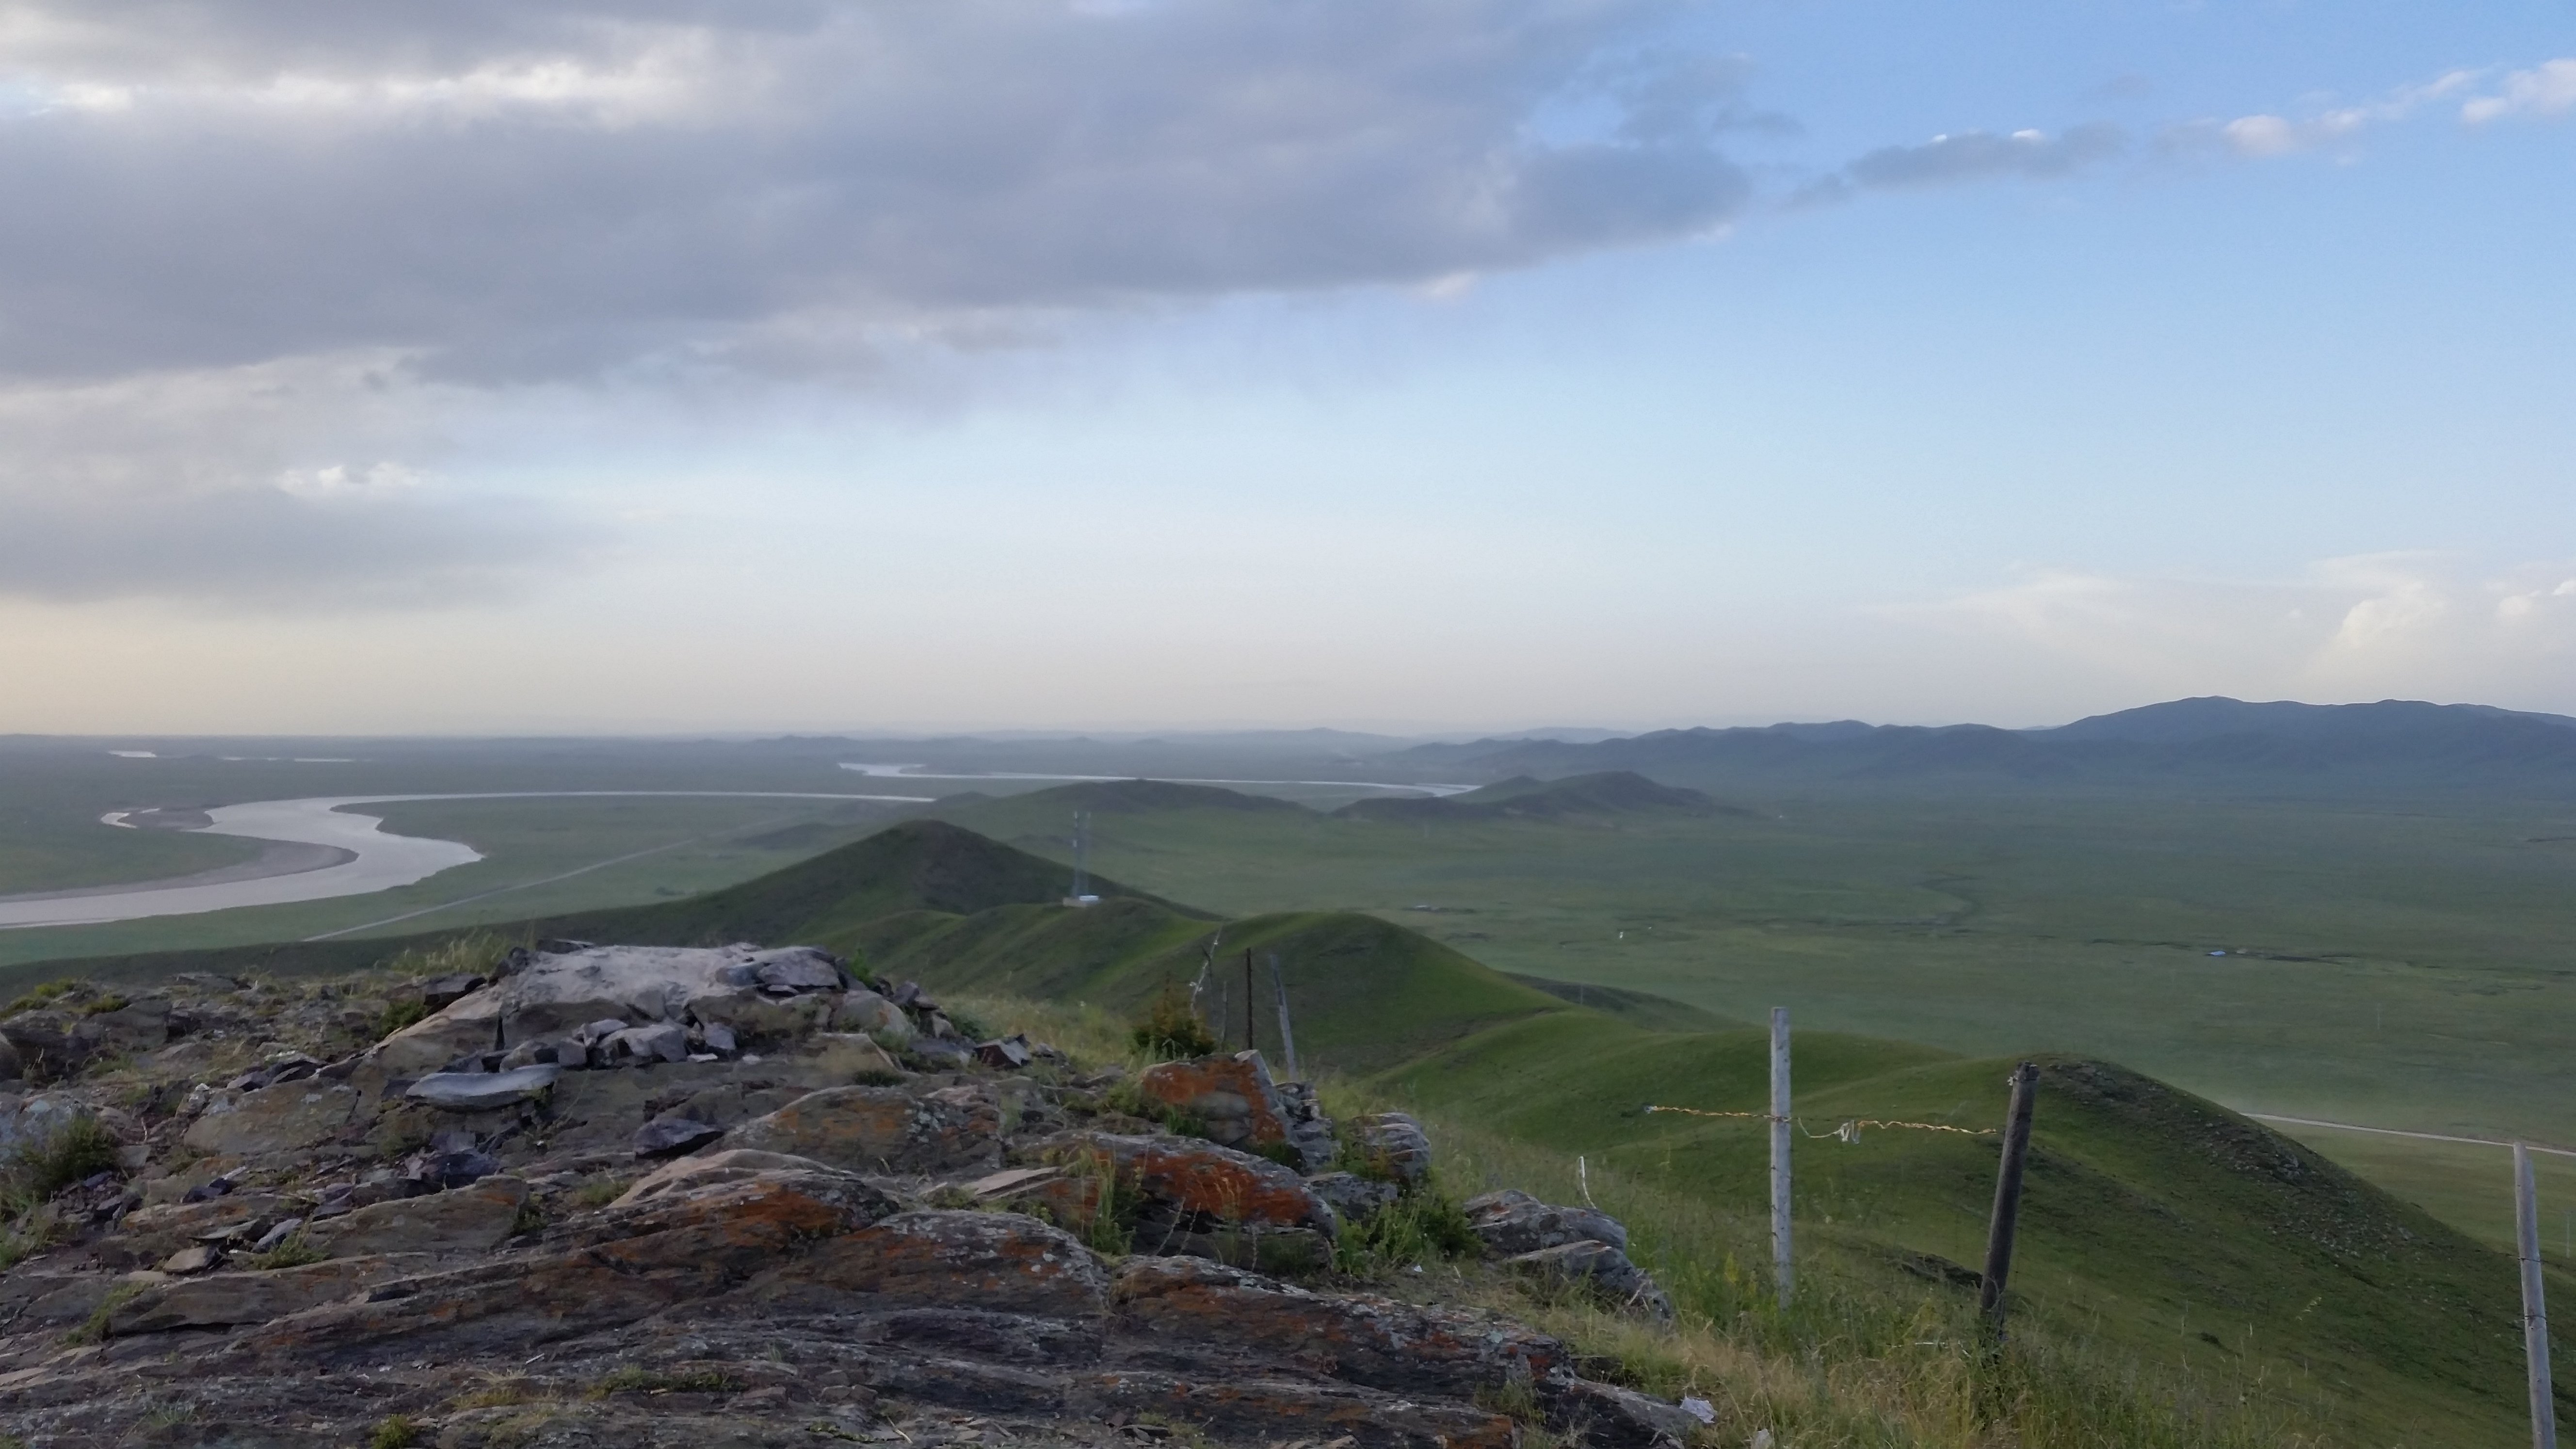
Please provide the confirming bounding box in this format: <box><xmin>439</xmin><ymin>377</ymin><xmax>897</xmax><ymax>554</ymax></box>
<box><xmin>76</xmin><ymin>994</ymin><xmax>130</xmax><ymax>1016</ymax></box>
<box><xmin>584</xmin><ymin>1365</ymin><xmax>743</xmax><ymax>1398</ymax></box>
<box><xmin>8</xmin><ymin>1114</ymin><xmax>123</xmax><ymax>1201</ymax></box>
<box><xmin>245</xmin><ymin>1232</ymin><xmax>325</xmax><ymax>1270</ymax></box>
<box><xmin>0</xmin><ymin>980</ymin><xmax>80</xmax><ymax>1019</ymax></box>
<box><xmin>568</xmin><ymin>1175</ymin><xmax>629</xmax><ymax>1210</ymax></box>
<box><xmin>374</xmin><ymin>997</ymin><xmax>430</xmax><ymax>1040</ymax></box>
<box><xmin>367</xmin><ymin>1414</ymin><xmax>420</xmax><ymax>1449</ymax></box>
<box><xmin>449</xmin><ymin>1375</ymin><xmax>544</xmax><ymax>1409</ymax></box>
<box><xmin>63</xmin><ymin>1282</ymin><xmax>146</xmax><ymax>1346</ymax></box>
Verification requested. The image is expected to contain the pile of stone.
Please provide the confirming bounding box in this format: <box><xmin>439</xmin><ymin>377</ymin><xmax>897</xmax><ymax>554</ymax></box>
<box><xmin>0</xmin><ymin>943</ymin><xmax>1694</xmax><ymax>1448</ymax></box>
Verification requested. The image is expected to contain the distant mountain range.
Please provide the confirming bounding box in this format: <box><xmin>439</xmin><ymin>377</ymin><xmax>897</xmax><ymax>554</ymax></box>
<box><xmin>1398</xmin><ymin>697</ymin><xmax>2576</xmax><ymax>794</ymax></box>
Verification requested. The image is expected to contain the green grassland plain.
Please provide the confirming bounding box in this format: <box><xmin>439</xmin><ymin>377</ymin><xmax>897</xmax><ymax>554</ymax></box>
<box><xmin>9</xmin><ymin>734</ymin><xmax>2575</xmax><ymax>1259</ymax></box>
<box><xmin>931</xmin><ymin>786</ymin><xmax>2576</xmax><ymax>1252</ymax></box>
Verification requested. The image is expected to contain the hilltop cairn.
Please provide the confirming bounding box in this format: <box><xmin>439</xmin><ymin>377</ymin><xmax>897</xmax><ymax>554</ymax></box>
<box><xmin>0</xmin><ymin>943</ymin><xmax>1690</xmax><ymax>1448</ymax></box>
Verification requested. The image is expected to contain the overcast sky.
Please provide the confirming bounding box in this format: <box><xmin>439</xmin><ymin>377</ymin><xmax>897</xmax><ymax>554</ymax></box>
<box><xmin>2</xmin><ymin>0</ymin><xmax>2570</xmax><ymax>734</ymax></box>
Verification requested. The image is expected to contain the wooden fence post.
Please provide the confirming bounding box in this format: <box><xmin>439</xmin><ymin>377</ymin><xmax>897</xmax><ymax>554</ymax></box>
<box><xmin>1771</xmin><ymin>1007</ymin><xmax>1792</xmax><ymax>1305</ymax></box>
<box><xmin>1978</xmin><ymin>1062</ymin><xmax>2040</xmax><ymax>1334</ymax></box>
<box><xmin>2521</xmin><ymin>1143</ymin><xmax>2559</xmax><ymax>1449</ymax></box>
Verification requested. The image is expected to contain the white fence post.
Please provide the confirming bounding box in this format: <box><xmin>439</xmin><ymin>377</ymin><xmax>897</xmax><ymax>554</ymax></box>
<box><xmin>2521</xmin><ymin>1143</ymin><xmax>2558</xmax><ymax>1449</ymax></box>
<box><xmin>1771</xmin><ymin>1006</ymin><xmax>1792</xmax><ymax>1305</ymax></box>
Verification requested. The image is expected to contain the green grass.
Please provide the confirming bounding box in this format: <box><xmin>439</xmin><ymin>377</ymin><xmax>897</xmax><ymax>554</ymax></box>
<box><xmin>926</xmin><ymin>787</ymin><xmax>2576</xmax><ymax>1226</ymax></box>
<box><xmin>1367</xmin><ymin>1014</ymin><xmax>2560</xmax><ymax>1445</ymax></box>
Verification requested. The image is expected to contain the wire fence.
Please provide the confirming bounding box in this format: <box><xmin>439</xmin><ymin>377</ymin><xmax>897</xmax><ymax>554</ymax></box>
<box><xmin>1644</xmin><ymin>1103</ymin><xmax>1997</xmax><ymax>1143</ymax></box>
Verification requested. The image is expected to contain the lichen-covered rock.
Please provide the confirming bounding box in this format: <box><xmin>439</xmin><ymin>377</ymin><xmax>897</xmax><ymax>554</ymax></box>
<box><xmin>1137</xmin><ymin>1052</ymin><xmax>1291</xmax><ymax>1152</ymax></box>
<box><xmin>789</xmin><ymin>1209</ymin><xmax>1109</xmax><ymax>1317</ymax></box>
<box><xmin>1113</xmin><ymin>1255</ymin><xmax>1568</xmax><ymax>1397</ymax></box>
<box><xmin>1048</xmin><ymin>1132</ymin><xmax>1336</xmax><ymax>1238</ymax></box>
<box><xmin>724</xmin><ymin>1084</ymin><xmax>1003</xmax><ymax>1174</ymax></box>
<box><xmin>1463</xmin><ymin>1188</ymin><xmax>1629</xmax><ymax>1255</ymax></box>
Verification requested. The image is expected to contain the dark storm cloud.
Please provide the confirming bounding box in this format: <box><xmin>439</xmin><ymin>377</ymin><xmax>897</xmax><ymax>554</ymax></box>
<box><xmin>0</xmin><ymin>0</ymin><xmax>1754</xmax><ymax>384</ymax></box>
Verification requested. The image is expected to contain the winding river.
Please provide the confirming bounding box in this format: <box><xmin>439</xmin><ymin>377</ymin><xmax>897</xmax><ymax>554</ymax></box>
<box><xmin>0</xmin><ymin>771</ymin><xmax>1473</xmax><ymax>931</ymax></box>
<box><xmin>0</xmin><ymin>791</ymin><xmax>933</xmax><ymax>931</ymax></box>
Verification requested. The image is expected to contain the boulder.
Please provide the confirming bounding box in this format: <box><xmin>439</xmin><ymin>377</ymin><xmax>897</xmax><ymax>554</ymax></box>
<box><xmin>306</xmin><ymin>1175</ymin><xmax>528</xmax><ymax>1257</ymax></box>
<box><xmin>633</xmin><ymin>1116</ymin><xmax>727</xmax><ymax>1158</ymax></box>
<box><xmin>1051</xmin><ymin>1132</ymin><xmax>1336</xmax><ymax>1236</ymax></box>
<box><xmin>724</xmin><ymin>1084</ymin><xmax>1003</xmax><ymax>1175</ymax></box>
<box><xmin>789</xmin><ymin>1209</ymin><xmax>1109</xmax><ymax>1318</ymax></box>
<box><xmin>804</xmin><ymin>1031</ymin><xmax>906</xmax><ymax>1083</ymax></box>
<box><xmin>1462</xmin><ymin>1188</ymin><xmax>1628</xmax><ymax>1255</ymax></box>
<box><xmin>1347</xmin><ymin>1112</ymin><xmax>1435</xmax><ymax>1186</ymax></box>
<box><xmin>367</xmin><ymin>943</ymin><xmax>852</xmax><ymax>1077</ymax></box>
<box><xmin>181</xmin><ymin>1079</ymin><xmax>362</xmax><ymax>1156</ymax></box>
<box><xmin>1137</xmin><ymin>1052</ymin><xmax>1292</xmax><ymax>1153</ymax></box>
<box><xmin>1540</xmin><ymin>1372</ymin><xmax>1705</xmax><ymax>1449</ymax></box>
<box><xmin>598</xmin><ymin>1023</ymin><xmax>689</xmax><ymax>1066</ymax></box>
<box><xmin>834</xmin><ymin>990</ymin><xmax>915</xmax><ymax>1046</ymax></box>
<box><xmin>405</xmin><ymin>1064</ymin><xmax>561</xmax><ymax>1111</ymax></box>
<box><xmin>1507</xmin><ymin>1240</ymin><xmax>1674</xmax><ymax>1320</ymax></box>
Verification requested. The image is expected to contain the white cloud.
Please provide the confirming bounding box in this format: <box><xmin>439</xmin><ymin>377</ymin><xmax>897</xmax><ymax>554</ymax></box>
<box><xmin>1886</xmin><ymin>554</ymin><xmax>2576</xmax><ymax>711</ymax></box>
<box><xmin>2173</xmin><ymin>65</ymin><xmax>2481</xmax><ymax>159</ymax></box>
<box><xmin>2463</xmin><ymin>59</ymin><xmax>2576</xmax><ymax>124</ymax></box>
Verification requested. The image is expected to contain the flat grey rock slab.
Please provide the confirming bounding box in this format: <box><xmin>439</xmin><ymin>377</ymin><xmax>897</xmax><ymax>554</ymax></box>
<box><xmin>406</xmin><ymin>1064</ymin><xmax>562</xmax><ymax>1111</ymax></box>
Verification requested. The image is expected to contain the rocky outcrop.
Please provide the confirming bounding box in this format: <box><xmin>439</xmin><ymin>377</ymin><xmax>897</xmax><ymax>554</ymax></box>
<box><xmin>0</xmin><ymin>947</ymin><xmax>1695</xmax><ymax>1448</ymax></box>
<box><xmin>1466</xmin><ymin>1189</ymin><xmax>1671</xmax><ymax>1320</ymax></box>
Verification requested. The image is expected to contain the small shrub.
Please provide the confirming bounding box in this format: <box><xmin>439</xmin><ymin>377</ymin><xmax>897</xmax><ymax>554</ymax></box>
<box><xmin>1334</xmin><ymin>1185</ymin><xmax>1480</xmax><ymax>1274</ymax></box>
<box><xmin>367</xmin><ymin>1414</ymin><xmax>420</xmax><ymax>1449</ymax></box>
<box><xmin>1128</xmin><ymin>980</ymin><xmax>1216</xmax><ymax>1061</ymax></box>
<box><xmin>569</xmin><ymin>1175</ymin><xmax>628</xmax><ymax>1210</ymax></box>
<box><xmin>945</xmin><ymin>1006</ymin><xmax>996</xmax><ymax>1043</ymax></box>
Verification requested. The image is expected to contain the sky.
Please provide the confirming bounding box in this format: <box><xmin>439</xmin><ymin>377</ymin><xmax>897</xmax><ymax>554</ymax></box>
<box><xmin>1</xmin><ymin>0</ymin><xmax>2571</xmax><ymax>735</ymax></box>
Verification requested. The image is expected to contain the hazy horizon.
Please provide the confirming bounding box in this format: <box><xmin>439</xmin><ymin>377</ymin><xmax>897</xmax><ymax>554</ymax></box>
<box><xmin>6</xmin><ymin>3</ymin><xmax>2570</xmax><ymax>734</ymax></box>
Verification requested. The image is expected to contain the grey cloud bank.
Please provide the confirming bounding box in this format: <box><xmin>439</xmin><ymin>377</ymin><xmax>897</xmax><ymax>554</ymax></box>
<box><xmin>0</xmin><ymin>0</ymin><xmax>1751</xmax><ymax>385</ymax></box>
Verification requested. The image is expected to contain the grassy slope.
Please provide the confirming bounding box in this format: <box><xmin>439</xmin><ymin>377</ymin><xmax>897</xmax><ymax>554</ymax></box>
<box><xmin>1375</xmin><ymin>1013</ymin><xmax>2562</xmax><ymax>1445</ymax></box>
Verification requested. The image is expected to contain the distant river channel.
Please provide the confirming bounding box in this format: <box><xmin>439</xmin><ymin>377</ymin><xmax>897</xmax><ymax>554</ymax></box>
<box><xmin>0</xmin><ymin>791</ymin><xmax>935</xmax><ymax>931</ymax></box>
